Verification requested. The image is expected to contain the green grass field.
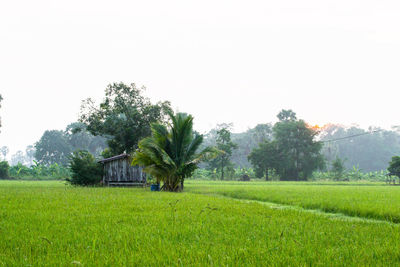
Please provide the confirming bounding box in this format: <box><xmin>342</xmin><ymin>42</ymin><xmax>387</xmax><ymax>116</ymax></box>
<box><xmin>186</xmin><ymin>180</ymin><xmax>400</xmax><ymax>222</ymax></box>
<box><xmin>1</xmin><ymin>180</ymin><xmax>400</xmax><ymax>266</ymax></box>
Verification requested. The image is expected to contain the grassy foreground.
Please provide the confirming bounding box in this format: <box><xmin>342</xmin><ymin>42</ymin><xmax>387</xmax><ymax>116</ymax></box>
<box><xmin>186</xmin><ymin>180</ymin><xmax>400</xmax><ymax>222</ymax></box>
<box><xmin>1</xmin><ymin>180</ymin><xmax>400</xmax><ymax>266</ymax></box>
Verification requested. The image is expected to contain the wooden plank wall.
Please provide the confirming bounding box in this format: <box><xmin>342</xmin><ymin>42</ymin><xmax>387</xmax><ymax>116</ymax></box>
<box><xmin>103</xmin><ymin>158</ymin><xmax>145</xmax><ymax>183</ymax></box>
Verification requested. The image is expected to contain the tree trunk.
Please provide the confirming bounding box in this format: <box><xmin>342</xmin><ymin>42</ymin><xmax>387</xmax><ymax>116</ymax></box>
<box><xmin>221</xmin><ymin>167</ymin><xmax>224</xmax><ymax>180</ymax></box>
<box><xmin>162</xmin><ymin>177</ymin><xmax>181</xmax><ymax>192</ymax></box>
<box><xmin>265</xmin><ymin>168</ymin><xmax>269</xmax><ymax>181</ymax></box>
<box><xmin>180</xmin><ymin>179</ymin><xmax>184</xmax><ymax>190</ymax></box>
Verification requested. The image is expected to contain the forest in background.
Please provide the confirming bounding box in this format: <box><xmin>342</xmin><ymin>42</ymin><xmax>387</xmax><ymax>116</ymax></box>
<box><xmin>2</xmin><ymin>119</ymin><xmax>399</xmax><ymax>176</ymax></box>
<box><xmin>1</xmin><ymin>87</ymin><xmax>400</xmax><ymax>180</ymax></box>
<box><xmin>202</xmin><ymin>123</ymin><xmax>400</xmax><ymax>173</ymax></box>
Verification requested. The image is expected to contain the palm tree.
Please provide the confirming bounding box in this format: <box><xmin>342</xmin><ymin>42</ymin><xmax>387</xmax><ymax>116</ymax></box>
<box><xmin>132</xmin><ymin>111</ymin><xmax>216</xmax><ymax>192</ymax></box>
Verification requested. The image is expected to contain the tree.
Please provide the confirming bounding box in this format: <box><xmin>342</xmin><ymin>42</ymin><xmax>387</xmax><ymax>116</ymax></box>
<box><xmin>65</xmin><ymin>122</ymin><xmax>107</xmax><ymax>157</ymax></box>
<box><xmin>80</xmin><ymin>82</ymin><xmax>171</xmax><ymax>155</ymax></box>
<box><xmin>207</xmin><ymin>125</ymin><xmax>238</xmax><ymax>180</ymax></box>
<box><xmin>248</xmin><ymin>140</ymin><xmax>280</xmax><ymax>180</ymax></box>
<box><xmin>276</xmin><ymin>109</ymin><xmax>297</xmax><ymax>122</ymax></box>
<box><xmin>132</xmin><ymin>111</ymin><xmax>216</xmax><ymax>192</ymax></box>
<box><xmin>0</xmin><ymin>146</ymin><xmax>9</xmax><ymax>160</ymax></box>
<box><xmin>331</xmin><ymin>156</ymin><xmax>345</xmax><ymax>180</ymax></box>
<box><xmin>10</xmin><ymin>150</ymin><xmax>25</xmax><ymax>166</ymax></box>
<box><xmin>251</xmin><ymin>123</ymin><xmax>273</xmax><ymax>144</ymax></box>
<box><xmin>388</xmin><ymin>156</ymin><xmax>400</xmax><ymax>180</ymax></box>
<box><xmin>320</xmin><ymin>124</ymin><xmax>400</xmax><ymax>172</ymax></box>
<box><xmin>273</xmin><ymin>110</ymin><xmax>325</xmax><ymax>180</ymax></box>
<box><xmin>35</xmin><ymin>130</ymin><xmax>72</xmax><ymax>166</ymax></box>
<box><xmin>228</xmin><ymin>123</ymin><xmax>273</xmax><ymax>168</ymax></box>
<box><xmin>0</xmin><ymin>161</ymin><xmax>9</xmax><ymax>178</ymax></box>
<box><xmin>25</xmin><ymin>145</ymin><xmax>36</xmax><ymax>166</ymax></box>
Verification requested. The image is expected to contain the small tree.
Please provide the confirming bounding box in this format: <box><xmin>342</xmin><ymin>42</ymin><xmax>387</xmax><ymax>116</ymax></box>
<box><xmin>388</xmin><ymin>156</ymin><xmax>400</xmax><ymax>182</ymax></box>
<box><xmin>248</xmin><ymin>141</ymin><xmax>280</xmax><ymax>181</ymax></box>
<box><xmin>1</xmin><ymin>146</ymin><xmax>9</xmax><ymax>161</ymax></box>
<box><xmin>207</xmin><ymin>126</ymin><xmax>237</xmax><ymax>180</ymax></box>
<box><xmin>331</xmin><ymin>156</ymin><xmax>345</xmax><ymax>181</ymax></box>
<box><xmin>68</xmin><ymin>150</ymin><xmax>103</xmax><ymax>186</ymax></box>
<box><xmin>0</xmin><ymin>161</ymin><xmax>9</xmax><ymax>178</ymax></box>
<box><xmin>132</xmin><ymin>111</ymin><xmax>216</xmax><ymax>192</ymax></box>
<box><xmin>79</xmin><ymin>82</ymin><xmax>171</xmax><ymax>155</ymax></box>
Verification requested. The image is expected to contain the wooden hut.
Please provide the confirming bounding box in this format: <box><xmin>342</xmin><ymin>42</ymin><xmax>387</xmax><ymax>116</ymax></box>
<box><xmin>98</xmin><ymin>154</ymin><xmax>146</xmax><ymax>186</ymax></box>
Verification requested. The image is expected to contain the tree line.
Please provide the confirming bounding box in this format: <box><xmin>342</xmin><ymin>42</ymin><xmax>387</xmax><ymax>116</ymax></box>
<box><xmin>1</xmin><ymin>83</ymin><xmax>400</xmax><ymax>183</ymax></box>
<box><xmin>202</xmin><ymin>121</ymin><xmax>400</xmax><ymax>175</ymax></box>
<box><xmin>201</xmin><ymin>110</ymin><xmax>324</xmax><ymax>181</ymax></box>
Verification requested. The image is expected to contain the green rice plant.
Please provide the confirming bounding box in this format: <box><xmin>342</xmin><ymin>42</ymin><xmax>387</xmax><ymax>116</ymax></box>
<box><xmin>2</xmin><ymin>180</ymin><xmax>400</xmax><ymax>266</ymax></box>
<box><xmin>187</xmin><ymin>180</ymin><xmax>400</xmax><ymax>222</ymax></box>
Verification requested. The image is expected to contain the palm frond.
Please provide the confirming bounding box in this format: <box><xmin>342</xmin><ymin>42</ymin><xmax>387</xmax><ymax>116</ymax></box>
<box><xmin>132</xmin><ymin>110</ymin><xmax>216</xmax><ymax>191</ymax></box>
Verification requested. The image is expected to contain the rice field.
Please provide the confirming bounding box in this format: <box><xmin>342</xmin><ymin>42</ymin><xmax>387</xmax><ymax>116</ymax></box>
<box><xmin>1</xmin><ymin>180</ymin><xmax>400</xmax><ymax>266</ymax></box>
<box><xmin>186</xmin><ymin>180</ymin><xmax>400</xmax><ymax>223</ymax></box>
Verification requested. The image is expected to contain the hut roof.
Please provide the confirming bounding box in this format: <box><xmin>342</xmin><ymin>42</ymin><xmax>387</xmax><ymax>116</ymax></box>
<box><xmin>98</xmin><ymin>153</ymin><xmax>131</xmax><ymax>164</ymax></box>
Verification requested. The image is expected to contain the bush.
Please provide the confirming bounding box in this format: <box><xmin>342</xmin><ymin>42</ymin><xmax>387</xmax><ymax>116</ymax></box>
<box><xmin>9</xmin><ymin>163</ymin><xmax>31</xmax><ymax>177</ymax></box>
<box><xmin>0</xmin><ymin>161</ymin><xmax>9</xmax><ymax>178</ymax></box>
<box><xmin>68</xmin><ymin>150</ymin><xmax>103</xmax><ymax>186</ymax></box>
<box><xmin>331</xmin><ymin>156</ymin><xmax>345</xmax><ymax>181</ymax></box>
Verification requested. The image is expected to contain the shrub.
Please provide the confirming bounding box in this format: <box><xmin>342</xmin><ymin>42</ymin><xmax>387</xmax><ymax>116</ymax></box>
<box><xmin>0</xmin><ymin>161</ymin><xmax>9</xmax><ymax>178</ymax></box>
<box><xmin>331</xmin><ymin>156</ymin><xmax>345</xmax><ymax>181</ymax></box>
<box><xmin>68</xmin><ymin>150</ymin><xmax>103</xmax><ymax>186</ymax></box>
<box><xmin>9</xmin><ymin>163</ymin><xmax>31</xmax><ymax>177</ymax></box>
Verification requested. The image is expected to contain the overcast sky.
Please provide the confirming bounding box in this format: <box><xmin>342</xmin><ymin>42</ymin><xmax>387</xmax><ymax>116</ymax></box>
<box><xmin>1</xmin><ymin>0</ymin><xmax>400</xmax><ymax>156</ymax></box>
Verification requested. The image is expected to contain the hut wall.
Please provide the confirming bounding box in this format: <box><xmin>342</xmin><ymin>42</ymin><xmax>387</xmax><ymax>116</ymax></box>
<box><xmin>103</xmin><ymin>158</ymin><xmax>145</xmax><ymax>184</ymax></box>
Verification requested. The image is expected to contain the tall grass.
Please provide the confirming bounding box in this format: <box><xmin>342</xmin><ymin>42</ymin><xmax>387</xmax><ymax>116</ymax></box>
<box><xmin>1</xmin><ymin>181</ymin><xmax>400</xmax><ymax>265</ymax></box>
<box><xmin>187</xmin><ymin>180</ymin><xmax>400</xmax><ymax>222</ymax></box>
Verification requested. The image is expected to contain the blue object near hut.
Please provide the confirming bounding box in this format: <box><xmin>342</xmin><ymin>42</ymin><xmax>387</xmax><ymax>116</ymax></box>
<box><xmin>150</xmin><ymin>184</ymin><xmax>160</xmax><ymax>191</ymax></box>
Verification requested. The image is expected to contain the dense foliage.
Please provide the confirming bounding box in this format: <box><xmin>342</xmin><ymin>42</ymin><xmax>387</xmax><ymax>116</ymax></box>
<box><xmin>269</xmin><ymin>110</ymin><xmax>325</xmax><ymax>180</ymax></box>
<box><xmin>190</xmin><ymin>167</ymin><xmax>389</xmax><ymax>182</ymax></box>
<box><xmin>34</xmin><ymin>123</ymin><xmax>107</xmax><ymax>166</ymax></box>
<box><xmin>68</xmin><ymin>150</ymin><xmax>103</xmax><ymax>186</ymax></box>
<box><xmin>388</xmin><ymin>156</ymin><xmax>400</xmax><ymax>179</ymax></box>
<box><xmin>8</xmin><ymin>161</ymin><xmax>70</xmax><ymax>180</ymax></box>
<box><xmin>248</xmin><ymin>141</ymin><xmax>279</xmax><ymax>180</ymax></box>
<box><xmin>65</xmin><ymin>122</ymin><xmax>108</xmax><ymax>156</ymax></box>
<box><xmin>202</xmin><ymin>123</ymin><xmax>273</xmax><ymax>168</ymax></box>
<box><xmin>246</xmin><ymin>110</ymin><xmax>325</xmax><ymax>181</ymax></box>
<box><xmin>35</xmin><ymin>130</ymin><xmax>72</xmax><ymax>166</ymax></box>
<box><xmin>80</xmin><ymin>82</ymin><xmax>171</xmax><ymax>156</ymax></box>
<box><xmin>312</xmin><ymin>169</ymin><xmax>388</xmax><ymax>182</ymax></box>
<box><xmin>201</xmin><ymin>122</ymin><xmax>400</xmax><ymax>173</ymax></box>
<box><xmin>0</xmin><ymin>161</ymin><xmax>9</xmax><ymax>178</ymax></box>
<box><xmin>330</xmin><ymin>156</ymin><xmax>345</xmax><ymax>180</ymax></box>
<box><xmin>132</xmin><ymin>111</ymin><xmax>216</xmax><ymax>191</ymax></box>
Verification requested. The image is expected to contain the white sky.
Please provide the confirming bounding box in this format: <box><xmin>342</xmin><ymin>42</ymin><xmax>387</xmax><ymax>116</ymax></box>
<box><xmin>1</xmin><ymin>0</ymin><xmax>400</xmax><ymax>156</ymax></box>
